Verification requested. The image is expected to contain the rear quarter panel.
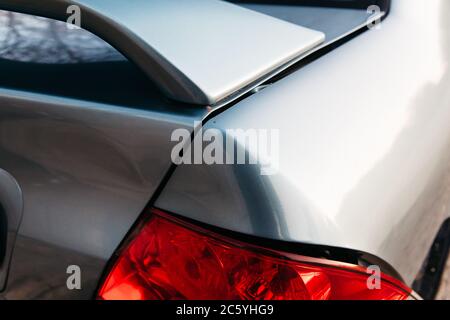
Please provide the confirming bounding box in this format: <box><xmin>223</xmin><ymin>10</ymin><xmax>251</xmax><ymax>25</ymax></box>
<box><xmin>156</xmin><ymin>0</ymin><xmax>450</xmax><ymax>285</ymax></box>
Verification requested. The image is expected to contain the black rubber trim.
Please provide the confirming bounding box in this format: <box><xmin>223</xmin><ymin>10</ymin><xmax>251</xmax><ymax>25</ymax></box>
<box><xmin>413</xmin><ymin>219</ymin><xmax>450</xmax><ymax>300</ymax></box>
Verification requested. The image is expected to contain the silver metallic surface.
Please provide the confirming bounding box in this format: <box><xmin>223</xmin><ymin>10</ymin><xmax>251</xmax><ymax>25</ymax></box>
<box><xmin>0</xmin><ymin>169</ymin><xmax>22</xmax><ymax>291</ymax></box>
<box><xmin>0</xmin><ymin>0</ymin><xmax>448</xmax><ymax>299</ymax></box>
<box><xmin>0</xmin><ymin>1</ymin><xmax>359</xmax><ymax>300</ymax></box>
<box><xmin>0</xmin><ymin>89</ymin><xmax>205</xmax><ymax>298</ymax></box>
<box><xmin>0</xmin><ymin>0</ymin><xmax>325</xmax><ymax>105</ymax></box>
<box><xmin>156</xmin><ymin>0</ymin><xmax>450</xmax><ymax>285</ymax></box>
<box><xmin>240</xmin><ymin>4</ymin><xmax>373</xmax><ymax>42</ymax></box>
<box><xmin>207</xmin><ymin>6</ymin><xmax>386</xmax><ymax>112</ymax></box>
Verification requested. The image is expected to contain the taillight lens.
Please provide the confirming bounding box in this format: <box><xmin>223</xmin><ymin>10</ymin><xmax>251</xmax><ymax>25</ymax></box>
<box><xmin>97</xmin><ymin>209</ymin><xmax>412</xmax><ymax>300</ymax></box>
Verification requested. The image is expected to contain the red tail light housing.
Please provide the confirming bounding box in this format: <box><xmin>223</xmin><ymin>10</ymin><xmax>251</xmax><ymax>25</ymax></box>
<box><xmin>97</xmin><ymin>208</ymin><xmax>412</xmax><ymax>300</ymax></box>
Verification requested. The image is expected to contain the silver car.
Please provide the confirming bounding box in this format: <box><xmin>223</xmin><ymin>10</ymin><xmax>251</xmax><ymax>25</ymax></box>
<box><xmin>0</xmin><ymin>0</ymin><xmax>449</xmax><ymax>300</ymax></box>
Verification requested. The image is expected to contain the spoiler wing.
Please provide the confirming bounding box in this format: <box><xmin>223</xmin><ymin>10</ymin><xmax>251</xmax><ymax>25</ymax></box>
<box><xmin>0</xmin><ymin>0</ymin><xmax>325</xmax><ymax>105</ymax></box>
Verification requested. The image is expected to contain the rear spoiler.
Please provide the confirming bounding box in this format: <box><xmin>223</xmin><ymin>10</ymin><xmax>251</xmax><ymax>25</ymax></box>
<box><xmin>0</xmin><ymin>0</ymin><xmax>325</xmax><ymax>105</ymax></box>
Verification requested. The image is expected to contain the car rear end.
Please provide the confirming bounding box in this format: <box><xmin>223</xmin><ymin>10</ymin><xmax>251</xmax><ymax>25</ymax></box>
<box><xmin>0</xmin><ymin>0</ymin><xmax>449</xmax><ymax>301</ymax></box>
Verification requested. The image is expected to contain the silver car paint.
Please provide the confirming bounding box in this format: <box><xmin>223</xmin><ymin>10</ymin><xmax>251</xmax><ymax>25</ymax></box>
<box><xmin>156</xmin><ymin>0</ymin><xmax>450</xmax><ymax>285</ymax></box>
<box><xmin>0</xmin><ymin>0</ymin><xmax>447</xmax><ymax>299</ymax></box>
<box><xmin>0</xmin><ymin>169</ymin><xmax>22</xmax><ymax>291</ymax></box>
<box><xmin>0</xmin><ymin>89</ymin><xmax>206</xmax><ymax>298</ymax></box>
<box><xmin>1</xmin><ymin>0</ymin><xmax>326</xmax><ymax>106</ymax></box>
<box><xmin>0</xmin><ymin>2</ymin><xmax>372</xmax><ymax>300</ymax></box>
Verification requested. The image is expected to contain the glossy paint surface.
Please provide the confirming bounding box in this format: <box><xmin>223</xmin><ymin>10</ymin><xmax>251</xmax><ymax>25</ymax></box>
<box><xmin>157</xmin><ymin>0</ymin><xmax>450</xmax><ymax>285</ymax></box>
<box><xmin>0</xmin><ymin>0</ymin><xmax>448</xmax><ymax>299</ymax></box>
<box><xmin>0</xmin><ymin>89</ymin><xmax>205</xmax><ymax>298</ymax></box>
<box><xmin>0</xmin><ymin>169</ymin><xmax>22</xmax><ymax>291</ymax></box>
<box><xmin>0</xmin><ymin>0</ymin><xmax>325</xmax><ymax>105</ymax></box>
<box><xmin>0</xmin><ymin>2</ymin><xmax>357</xmax><ymax>299</ymax></box>
<box><xmin>77</xmin><ymin>0</ymin><xmax>325</xmax><ymax>105</ymax></box>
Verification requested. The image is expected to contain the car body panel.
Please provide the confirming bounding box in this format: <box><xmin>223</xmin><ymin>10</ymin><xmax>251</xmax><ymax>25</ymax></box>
<box><xmin>0</xmin><ymin>169</ymin><xmax>22</xmax><ymax>291</ymax></box>
<box><xmin>0</xmin><ymin>0</ymin><xmax>448</xmax><ymax>299</ymax></box>
<box><xmin>156</xmin><ymin>0</ymin><xmax>450</xmax><ymax>285</ymax></box>
<box><xmin>0</xmin><ymin>89</ymin><xmax>205</xmax><ymax>298</ymax></box>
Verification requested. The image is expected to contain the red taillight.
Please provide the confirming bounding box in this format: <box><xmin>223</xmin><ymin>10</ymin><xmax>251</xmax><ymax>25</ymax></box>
<box><xmin>97</xmin><ymin>209</ymin><xmax>412</xmax><ymax>300</ymax></box>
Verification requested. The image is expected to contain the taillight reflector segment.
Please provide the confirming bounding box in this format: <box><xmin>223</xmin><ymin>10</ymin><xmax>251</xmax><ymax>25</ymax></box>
<box><xmin>97</xmin><ymin>208</ymin><xmax>412</xmax><ymax>300</ymax></box>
